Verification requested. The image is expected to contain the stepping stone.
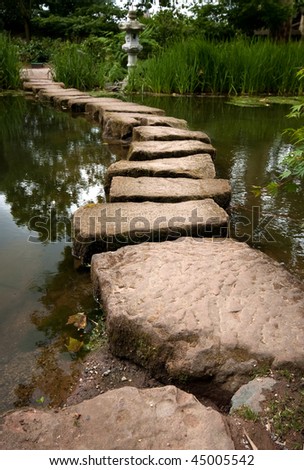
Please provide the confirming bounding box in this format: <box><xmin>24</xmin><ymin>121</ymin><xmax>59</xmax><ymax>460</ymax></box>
<box><xmin>91</xmin><ymin>238</ymin><xmax>304</xmax><ymax>394</ymax></box>
<box><xmin>37</xmin><ymin>89</ymin><xmax>89</xmax><ymax>103</ymax></box>
<box><xmin>67</xmin><ymin>97</ymin><xmax>122</xmax><ymax>113</ymax></box>
<box><xmin>104</xmin><ymin>154</ymin><xmax>216</xmax><ymax>193</ymax></box>
<box><xmin>86</xmin><ymin>102</ymin><xmax>165</xmax><ymax>125</ymax></box>
<box><xmin>72</xmin><ymin>200</ymin><xmax>229</xmax><ymax>264</ymax></box>
<box><xmin>53</xmin><ymin>94</ymin><xmax>93</xmax><ymax>108</ymax></box>
<box><xmin>133</xmin><ymin>126</ymin><xmax>211</xmax><ymax>143</ymax></box>
<box><xmin>23</xmin><ymin>81</ymin><xmax>63</xmax><ymax>92</ymax></box>
<box><xmin>102</xmin><ymin>112</ymin><xmax>188</xmax><ymax>141</ymax></box>
<box><xmin>128</xmin><ymin>140</ymin><xmax>216</xmax><ymax>161</ymax></box>
<box><xmin>0</xmin><ymin>386</ymin><xmax>235</xmax><ymax>450</ymax></box>
<box><xmin>109</xmin><ymin>176</ymin><xmax>231</xmax><ymax>208</ymax></box>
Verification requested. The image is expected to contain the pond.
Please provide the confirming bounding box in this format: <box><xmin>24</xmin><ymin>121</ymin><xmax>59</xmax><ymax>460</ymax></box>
<box><xmin>0</xmin><ymin>94</ymin><xmax>303</xmax><ymax>414</ymax></box>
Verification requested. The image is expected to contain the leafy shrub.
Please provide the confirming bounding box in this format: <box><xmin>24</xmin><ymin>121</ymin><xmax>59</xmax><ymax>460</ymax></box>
<box><xmin>15</xmin><ymin>37</ymin><xmax>59</xmax><ymax>64</ymax></box>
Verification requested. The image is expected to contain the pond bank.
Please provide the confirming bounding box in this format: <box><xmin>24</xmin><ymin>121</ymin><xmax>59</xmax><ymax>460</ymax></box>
<box><xmin>1</xmin><ymin>68</ymin><xmax>304</xmax><ymax>450</ymax></box>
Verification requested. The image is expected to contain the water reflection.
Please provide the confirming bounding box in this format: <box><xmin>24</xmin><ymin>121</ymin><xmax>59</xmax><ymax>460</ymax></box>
<box><xmin>0</xmin><ymin>96</ymin><xmax>112</xmax><ymax>412</ymax></box>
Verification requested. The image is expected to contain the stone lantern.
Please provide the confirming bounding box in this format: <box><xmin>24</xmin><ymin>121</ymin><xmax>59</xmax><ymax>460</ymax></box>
<box><xmin>120</xmin><ymin>8</ymin><xmax>145</xmax><ymax>71</ymax></box>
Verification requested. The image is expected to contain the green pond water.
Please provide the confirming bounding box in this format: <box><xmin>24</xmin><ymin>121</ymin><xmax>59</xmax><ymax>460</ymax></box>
<box><xmin>0</xmin><ymin>94</ymin><xmax>303</xmax><ymax>413</ymax></box>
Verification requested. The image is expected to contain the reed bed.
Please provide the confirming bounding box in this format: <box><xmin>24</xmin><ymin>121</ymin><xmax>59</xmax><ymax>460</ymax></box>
<box><xmin>131</xmin><ymin>39</ymin><xmax>304</xmax><ymax>96</ymax></box>
<box><xmin>51</xmin><ymin>42</ymin><xmax>105</xmax><ymax>90</ymax></box>
<box><xmin>0</xmin><ymin>33</ymin><xmax>21</xmax><ymax>90</ymax></box>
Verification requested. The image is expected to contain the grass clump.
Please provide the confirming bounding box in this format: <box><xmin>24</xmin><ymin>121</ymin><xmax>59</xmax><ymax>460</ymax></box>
<box><xmin>51</xmin><ymin>42</ymin><xmax>105</xmax><ymax>90</ymax></box>
<box><xmin>235</xmin><ymin>405</ymin><xmax>260</xmax><ymax>422</ymax></box>
<box><xmin>0</xmin><ymin>33</ymin><xmax>21</xmax><ymax>90</ymax></box>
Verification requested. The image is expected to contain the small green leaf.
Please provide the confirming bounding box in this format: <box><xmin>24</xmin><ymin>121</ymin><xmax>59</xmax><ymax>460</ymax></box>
<box><xmin>36</xmin><ymin>396</ymin><xmax>45</xmax><ymax>404</ymax></box>
<box><xmin>266</xmin><ymin>182</ymin><xmax>279</xmax><ymax>196</ymax></box>
<box><xmin>251</xmin><ymin>185</ymin><xmax>262</xmax><ymax>197</ymax></box>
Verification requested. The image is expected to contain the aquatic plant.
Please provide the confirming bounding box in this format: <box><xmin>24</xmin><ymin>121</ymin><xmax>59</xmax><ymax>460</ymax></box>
<box><xmin>130</xmin><ymin>38</ymin><xmax>304</xmax><ymax>96</ymax></box>
<box><xmin>51</xmin><ymin>42</ymin><xmax>105</xmax><ymax>90</ymax></box>
<box><xmin>0</xmin><ymin>33</ymin><xmax>21</xmax><ymax>90</ymax></box>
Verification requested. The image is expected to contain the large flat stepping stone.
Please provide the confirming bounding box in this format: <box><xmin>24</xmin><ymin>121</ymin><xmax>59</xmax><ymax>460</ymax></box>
<box><xmin>86</xmin><ymin>102</ymin><xmax>165</xmax><ymax>125</ymax></box>
<box><xmin>128</xmin><ymin>140</ymin><xmax>216</xmax><ymax>161</ymax></box>
<box><xmin>37</xmin><ymin>89</ymin><xmax>89</xmax><ymax>103</ymax></box>
<box><xmin>0</xmin><ymin>386</ymin><xmax>234</xmax><ymax>449</ymax></box>
<box><xmin>72</xmin><ymin>200</ymin><xmax>229</xmax><ymax>264</ymax></box>
<box><xmin>104</xmin><ymin>154</ymin><xmax>216</xmax><ymax>193</ymax></box>
<box><xmin>109</xmin><ymin>176</ymin><xmax>231</xmax><ymax>208</ymax></box>
<box><xmin>67</xmin><ymin>97</ymin><xmax>122</xmax><ymax>113</ymax></box>
<box><xmin>23</xmin><ymin>81</ymin><xmax>64</xmax><ymax>92</ymax></box>
<box><xmin>133</xmin><ymin>126</ymin><xmax>211</xmax><ymax>143</ymax></box>
<box><xmin>102</xmin><ymin>112</ymin><xmax>188</xmax><ymax>140</ymax></box>
<box><xmin>91</xmin><ymin>238</ymin><xmax>304</xmax><ymax>394</ymax></box>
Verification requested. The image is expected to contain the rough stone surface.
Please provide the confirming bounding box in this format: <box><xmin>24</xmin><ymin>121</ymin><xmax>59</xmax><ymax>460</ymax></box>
<box><xmin>23</xmin><ymin>81</ymin><xmax>64</xmax><ymax>92</ymax></box>
<box><xmin>37</xmin><ymin>89</ymin><xmax>88</xmax><ymax>103</ymax></box>
<box><xmin>128</xmin><ymin>140</ymin><xmax>216</xmax><ymax>161</ymax></box>
<box><xmin>109</xmin><ymin>176</ymin><xmax>231</xmax><ymax>208</ymax></box>
<box><xmin>102</xmin><ymin>112</ymin><xmax>188</xmax><ymax>141</ymax></box>
<box><xmin>230</xmin><ymin>378</ymin><xmax>277</xmax><ymax>414</ymax></box>
<box><xmin>52</xmin><ymin>94</ymin><xmax>92</xmax><ymax>107</ymax></box>
<box><xmin>91</xmin><ymin>238</ymin><xmax>304</xmax><ymax>393</ymax></box>
<box><xmin>67</xmin><ymin>97</ymin><xmax>122</xmax><ymax>113</ymax></box>
<box><xmin>104</xmin><ymin>154</ymin><xmax>216</xmax><ymax>193</ymax></box>
<box><xmin>0</xmin><ymin>386</ymin><xmax>234</xmax><ymax>450</ymax></box>
<box><xmin>85</xmin><ymin>102</ymin><xmax>165</xmax><ymax>125</ymax></box>
<box><xmin>72</xmin><ymin>200</ymin><xmax>229</xmax><ymax>264</ymax></box>
<box><xmin>132</xmin><ymin>126</ymin><xmax>211</xmax><ymax>143</ymax></box>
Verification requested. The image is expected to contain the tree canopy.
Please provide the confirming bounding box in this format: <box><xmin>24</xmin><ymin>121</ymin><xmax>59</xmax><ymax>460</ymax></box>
<box><xmin>1</xmin><ymin>0</ymin><xmax>304</xmax><ymax>42</ymax></box>
<box><xmin>0</xmin><ymin>0</ymin><xmax>125</xmax><ymax>41</ymax></box>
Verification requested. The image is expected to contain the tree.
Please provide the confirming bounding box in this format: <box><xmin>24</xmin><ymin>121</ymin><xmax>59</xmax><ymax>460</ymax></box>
<box><xmin>220</xmin><ymin>0</ymin><xmax>296</xmax><ymax>40</ymax></box>
<box><xmin>0</xmin><ymin>0</ymin><xmax>124</xmax><ymax>41</ymax></box>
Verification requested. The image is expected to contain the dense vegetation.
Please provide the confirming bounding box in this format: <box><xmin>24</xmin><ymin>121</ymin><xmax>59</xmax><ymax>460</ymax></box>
<box><xmin>1</xmin><ymin>0</ymin><xmax>304</xmax><ymax>94</ymax></box>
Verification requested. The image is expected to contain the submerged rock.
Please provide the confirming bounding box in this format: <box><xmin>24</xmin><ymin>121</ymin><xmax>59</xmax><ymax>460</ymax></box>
<box><xmin>91</xmin><ymin>238</ymin><xmax>304</xmax><ymax>394</ymax></box>
<box><xmin>0</xmin><ymin>386</ymin><xmax>234</xmax><ymax>450</ymax></box>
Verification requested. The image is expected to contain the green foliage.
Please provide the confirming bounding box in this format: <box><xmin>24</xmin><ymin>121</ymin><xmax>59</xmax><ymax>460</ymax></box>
<box><xmin>82</xmin><ymin>34</ymin><xmax>127</xmax><ymax>82</ymax></box>
<box><xmin>0</xmin><ymin>33</ymin><xmax>21</xmax><ymax>90</ymax></box>
<box><xmin>221</xmin><ymin>0</ymin><xmax>295</xmax><ymax>39</ymax></box>
<box><xmin>51</xmin><ymin>42</ymin><xmax>105</xmax><ymax>90</ymax></box>
<box><xmin>253</xmin><ymin>69</ymin><xmax>304</xmax><ymax>195</ymax></box>
<box><xmin>235</xmin><ymin>405</ymin><xmax>259</xmax><ymax>422</ymax></box>
<box><xmin>129</xmin><ymin>38</ymin><xmax>304</xmax><ymax>96</ymax></box>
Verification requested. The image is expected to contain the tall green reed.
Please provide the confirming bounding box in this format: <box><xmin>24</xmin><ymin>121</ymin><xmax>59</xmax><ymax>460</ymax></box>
<box><xmin>0</xmin><ymin>33</ymin><xmax>21</xmax><ymax>90</ymax></box>
<box><xmin>51</xmin><ymin>42</ymin><xmax>105</xmax><ymax>90</ymax></box>
<box><xmin>131</xmin><ymin>39</ymin><xmax>304</xmax><ymax>96</ymax></box>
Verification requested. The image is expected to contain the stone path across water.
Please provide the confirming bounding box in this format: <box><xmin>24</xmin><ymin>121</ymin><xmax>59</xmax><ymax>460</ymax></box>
<box><xmin>5</xmin><ymin>68</ymin><xmax>302</xmax><ymax>450</ymax></box>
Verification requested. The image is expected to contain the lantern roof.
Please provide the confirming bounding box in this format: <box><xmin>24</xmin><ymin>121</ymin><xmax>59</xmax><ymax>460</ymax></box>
<box><xmin>119</xmin><ymin>8</ymin><xmax>145</xmax><ymax>33</ymax></box>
